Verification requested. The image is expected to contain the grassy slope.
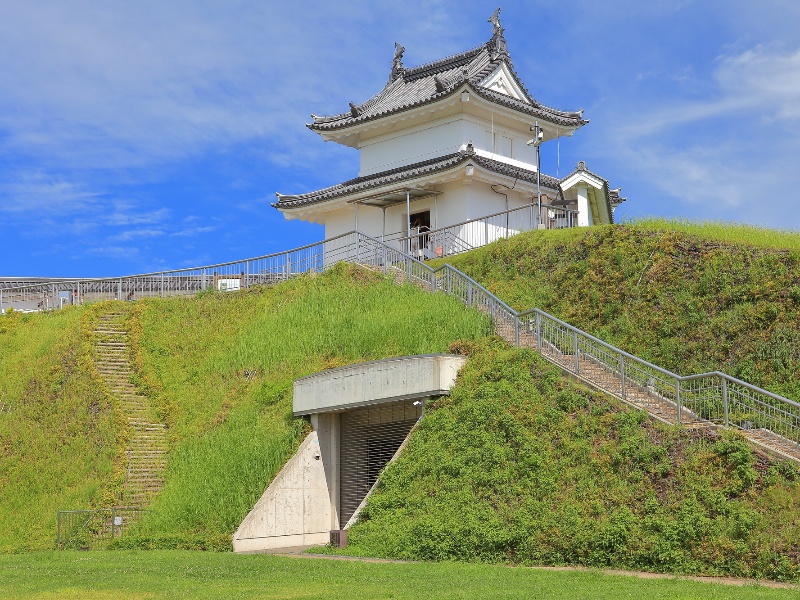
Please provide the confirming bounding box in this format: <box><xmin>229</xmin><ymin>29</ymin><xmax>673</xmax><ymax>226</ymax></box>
<box><xmin>344</xmin><ymin>339</ymin><xmax>800</xmax><ymax>581</ymax></box>
<box><xmin>436</xmin><ymin>221</ymin><xmax>800</xmax><ymax>400</ymax></box>
<box><xmin>121</xmin><ymin>264</ymin><xmax>489</xmax><ymax>546</ymax></box>
<box><xmin>0</xmin><ymin>307</ymin><xmax>120</xmax><ymax>552</ymax></box>
<box><xmin>0</xmin><ymin>551</ymin><xmax>797</xmax><ymax>600</ymax></box>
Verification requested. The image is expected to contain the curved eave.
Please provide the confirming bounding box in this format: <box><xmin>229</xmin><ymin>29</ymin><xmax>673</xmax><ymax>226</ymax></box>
<box><xmin>274</xmin><ymin>151</ymin><xmax>562</xmax><ymax>212</ymax></box>
<box><xmin>308</xmin><ymin>81</ymin><xmax>587</xmax><ymax>136</ymax></box>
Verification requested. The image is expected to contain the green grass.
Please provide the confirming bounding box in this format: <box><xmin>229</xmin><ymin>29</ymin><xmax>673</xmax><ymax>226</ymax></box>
<box><xmin>0</xmin><ymin>551</ymin><xmax>796</xmax><ymax>599</ymax></box>
<box><xmin>0</xmin><ymin>306</ymin><xmax>121</xmax><ymax>553</ymax></box>
<box><xmin>438</xmin><ymin>221</ymin><xmax>800</xmax><ymax>400</ymax></box>
<box><xmin>340</xmin><ymin>339</ymin><xmax>800</xmax><ymax>581</ymax></box>
<box><xmin>629</xmin><ymin>218</ymin><xmax>800</xmax><ymax>252</ymax></box>
<box><xmin>121</xmin><ymin>264</ymin><xmax>489</xmax><ymax>545</ymax></box>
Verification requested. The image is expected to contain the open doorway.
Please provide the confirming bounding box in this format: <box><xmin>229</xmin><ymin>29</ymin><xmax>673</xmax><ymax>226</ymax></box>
<box><xmin>408</xmin><ymin>210</ymin><xmax>431</xmax><ymax>258</ymax></box>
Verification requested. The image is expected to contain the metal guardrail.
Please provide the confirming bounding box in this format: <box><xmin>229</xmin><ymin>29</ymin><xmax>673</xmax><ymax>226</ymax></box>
<box><xmin>398</xmin><ymin>202</ymin><xmax>576</xmax><ymax>260</ymax></box>
<box><xmin>7</xmin><ymin>230</ymin><xmax>800</xmax><ymax>459</ymax></box>
<box><xmin>57</xmin><ymin>508</ymin><xmax>150</xmax><ymax>549</ymax></box>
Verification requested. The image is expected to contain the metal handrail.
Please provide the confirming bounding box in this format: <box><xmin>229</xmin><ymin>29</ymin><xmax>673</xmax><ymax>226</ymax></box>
<box><xmin>398</xmin><ymin>202</ymin><xmax>577</xmax><ymax>243</ymax></box>
<box><xmin>4</xmin><ymin>229</ymin><xmax>799</xmax><ymax>456</ymax></box>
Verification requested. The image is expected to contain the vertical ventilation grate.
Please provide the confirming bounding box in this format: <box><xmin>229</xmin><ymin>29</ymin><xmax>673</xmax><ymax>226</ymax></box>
<box><xmin>339</xmin><ymin>400</ymin><xmax>422</xmax><ymax>526</ymax></box>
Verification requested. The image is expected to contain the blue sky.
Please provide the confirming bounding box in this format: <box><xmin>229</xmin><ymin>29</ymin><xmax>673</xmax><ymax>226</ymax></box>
<box><xmin>2</xmin><ymin>1</ymin><xmax>800</xmax><ymax>277</ymax></box>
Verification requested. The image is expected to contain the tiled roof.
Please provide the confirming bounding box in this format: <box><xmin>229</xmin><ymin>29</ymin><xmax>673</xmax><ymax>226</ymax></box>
<box><xmin>308</xmin><ymin>35</ymin><xmax>587</xmax><ymax>132</ymax></box>
<box><xmin>274</xmin><ymin>150</ymin><xmax>561</xmax><ymax>210</ymax></box>
<box><xmin>560</xmin><ymin>161</ymin><xmax>616</xmax><ymax>224</ymax></box>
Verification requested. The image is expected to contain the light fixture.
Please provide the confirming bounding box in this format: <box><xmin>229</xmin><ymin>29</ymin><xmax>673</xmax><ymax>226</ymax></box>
<box><xmin>461</xmin><ymin>90</ymin><xmax>470</xmax><ymax>102</ymax></box>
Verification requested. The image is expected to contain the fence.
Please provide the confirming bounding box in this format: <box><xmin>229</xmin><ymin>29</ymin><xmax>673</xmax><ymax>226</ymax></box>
<box><xmin>397</xmin><ymin>202</ymin><xmax>577</xmax><ymax>260</ymax></box>
<box><xmin>10</xmin><ymin>230</ymin><xmax>800</xmax><ymax>462</ymax></box>
<box><xmin>56</xmin><ymin>508</ymin><xmax>150</xmax><ymax>549</ymax></box>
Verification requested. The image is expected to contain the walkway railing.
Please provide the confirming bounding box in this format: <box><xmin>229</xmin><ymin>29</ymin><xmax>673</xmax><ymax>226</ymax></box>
<box><xmin>5</xmin><ymin>231</ymin><xmax>800</xmax><ymax>461</ymax></box>
<box><xmin>398</xmin><ymin>202</ymin><xmax>577</xmax><ymax>260</ymax></box>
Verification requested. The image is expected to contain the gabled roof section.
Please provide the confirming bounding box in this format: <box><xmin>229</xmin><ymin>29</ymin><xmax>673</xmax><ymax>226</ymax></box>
<box><xmin>274</xmin><ymin>148</ymin><xmax>561</xmax><ymax>210</ymax></box>
<box><xmin>559</xmin><ymin>161</ymin><xmax>617</xmax><ymax>224</ymax></box>
<box><xmin>308</xmin><ymin>10</ymin><xmax>587</xmax><ymax>133</ymax></box>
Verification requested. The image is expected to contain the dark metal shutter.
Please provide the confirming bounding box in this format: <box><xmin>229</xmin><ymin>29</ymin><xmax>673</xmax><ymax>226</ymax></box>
<box><xmin>339</xmin><ymin>400</ymin><xmax>422</xmax><ymax>526</ymax></box>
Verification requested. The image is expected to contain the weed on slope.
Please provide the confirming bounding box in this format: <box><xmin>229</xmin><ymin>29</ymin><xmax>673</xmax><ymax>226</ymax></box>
<box><xmin>345</xmin><ymin>338</ymin><xmax>800</xmax><ymax>581</ymax></box>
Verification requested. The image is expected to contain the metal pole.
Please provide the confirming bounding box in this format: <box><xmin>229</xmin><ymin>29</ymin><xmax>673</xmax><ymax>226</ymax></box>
<box><xmin>676</xmin><ymin>377</ymin><xmax>682</xmax><ymax>425</ymax></box>
<box><xmin>535</xmin><ymin>121</ymin><xmax>542</xmax><ymax>226</ymax></box>
<box><xmin>406</xmin><ymin>190</ymin><xmax>411</xmax><ymax>255</ymax></box>
<box><xmin>722</xmin><ymin>377</ymin><xmax>729</xmax><ymax>427</ymax></box>
<box><xmin>382</xmin><ymin>207</ymin><xmax>386</xmax><ymax>243</ymax></box>
<box><xmin>355</xmin><ymin>205</ymin><xmax>360</xmax><ymax>261</ymax></box>
<box><xmin>574</xmin><ymin>330</ymin><xmax>579</xmax><ymax>374</ymax></box>
<box><xmin>535</xmin><ymin>312</ymin><xmax>541</xmax><ymax>352</ymax></box>
<box><xmin>0</xmin><ymin>289</ymin><xmax>4</xmax><ymax>314</ymax></box>
<box><xmin>467</xmin><ymin>281</ymin><xmax>473</xmax><ymax>307</ymax></box>
<box><xmin>514</xmin><ymin>316</ymin><xmax>519</xmax><ymax>347</ymax></box>
<box><xmin>57</xmin><ymin>511</ymin><xmax>61</xmax><ymax>549</ymax></box>
<box><xmin>620</xmin><ymin>352</ymin><xmax>626</xmax><ymax>401</ymax></box>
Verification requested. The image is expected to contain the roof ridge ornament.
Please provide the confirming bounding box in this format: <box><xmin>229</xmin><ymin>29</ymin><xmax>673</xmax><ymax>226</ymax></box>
<box><xmin>390</xmin><ymin>42</ymin><xmax>406</xmax><ymax>82</ymax></box>
<box><xmin>349</xmin><ymin>102</ymin><xmax>361</xmax><ymax>118</ymax></box>
<box><xmin>488</xmin><ymin>8</ymin><xmax>507</xmax><ymax>58</ymax></box>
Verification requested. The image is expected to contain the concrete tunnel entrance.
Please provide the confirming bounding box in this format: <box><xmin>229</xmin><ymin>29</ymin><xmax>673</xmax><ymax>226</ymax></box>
<box><xmin>339</xmin><ymin>401</ymin><xmax>422</xmax><ymax>526</ymax></box>
<box><xmin>232</xmin><ymin>354</ymin><xmax>466</xmax><ymax>553</ymax></box>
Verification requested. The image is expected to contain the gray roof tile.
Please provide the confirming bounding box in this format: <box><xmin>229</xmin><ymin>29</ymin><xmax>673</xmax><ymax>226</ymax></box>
<box><xmin>309</xmin><ymin>36</ymin><xmax>587</xmax><ymax>132</ymax></box>
<box><xmin>274</xmin><ymin>150</ymin><xmax>561</xmax><ymax>210</ymax></box>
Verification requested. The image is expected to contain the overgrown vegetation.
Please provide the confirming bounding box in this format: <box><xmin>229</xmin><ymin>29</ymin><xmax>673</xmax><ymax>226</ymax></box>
<box><xmin>0</xmin><ymin>305</ymin><xmax>121</xmax><ymax>552</ymax></box>
<box><xmin>119</xmin><ymin>264</ymin><xmax>490</xmax><ymax>547</ymax></box>
<box><xmin>438</xmin><ymin>220</ymin><xmax>800</xmax><ymax>400</ymax></box>
<box><xmin>344</xmin><ymin>338</ymin><xmax>800</xmax><ymax>580</ymax></box>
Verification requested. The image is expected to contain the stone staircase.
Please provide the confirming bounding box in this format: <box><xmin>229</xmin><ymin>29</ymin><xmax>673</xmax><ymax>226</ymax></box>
<box><xmin>93</xmin><ymin>306</ymin><xmax>167</xmax><ymax>506</ymax></box>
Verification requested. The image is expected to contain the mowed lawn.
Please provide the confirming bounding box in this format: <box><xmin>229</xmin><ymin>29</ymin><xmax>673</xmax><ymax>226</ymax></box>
<box><xmin>0</xmin><ymin>551</ymin><xmax>796</xmax><ymax>599</ymax></box>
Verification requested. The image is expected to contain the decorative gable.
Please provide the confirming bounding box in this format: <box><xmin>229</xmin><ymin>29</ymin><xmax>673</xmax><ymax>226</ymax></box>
<box><xmin>478</xmin><ymin>63</ymin><xmax>530</xmax><ymax>103</ymax></box>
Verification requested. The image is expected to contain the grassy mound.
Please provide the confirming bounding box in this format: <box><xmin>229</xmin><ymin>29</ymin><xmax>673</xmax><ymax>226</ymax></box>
<box><xmin>345</xmin><ymin>339</ymin><xmax>800</xmax><ymax>581</ymax></box>
<box><xmin>0</xmin><ymin>306</ymin><xmax>120</xmax><ymax>552</ymax></box>
<box><xmin>438</xmin><ymin>221</ymin><xmax>800</xmax><ymax>400</ymax></box>
<box><xmin>119</xmin><ymin>264</ymin><xmax>489</xmax><ymax>547</ymax></box>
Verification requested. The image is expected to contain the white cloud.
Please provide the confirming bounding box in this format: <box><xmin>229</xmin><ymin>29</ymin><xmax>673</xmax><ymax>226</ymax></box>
<box><xmin>599</xmin><ymin>43</ymin><xmax>800</xmax><ymax>228</ymax></box>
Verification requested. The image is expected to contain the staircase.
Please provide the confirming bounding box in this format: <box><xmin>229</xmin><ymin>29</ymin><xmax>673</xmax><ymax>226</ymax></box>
<box><xmin>93</xmin><ymin>306</ymin><xmax>167</xmax><ymax>506</ymax></box>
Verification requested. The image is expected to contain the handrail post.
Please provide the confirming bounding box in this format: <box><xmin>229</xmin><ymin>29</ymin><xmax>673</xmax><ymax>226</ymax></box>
<box><xmin>446</xmin><ymin>268</ymin><xmax>451</xmax><ymax>295</ymax></box>
<box><xmin>467</xmin><ymin>281</ymin><xmax>473</xmax><ymax>307</ymax></box>
<box><xmin>574</xmin><ymin>330</ymin><xmax>580</xmax><ymax>374</ymax></box>
<box><xmin>356</xmin><ymin>232</ymin><xmax>360</xmax><ymax>263</ymax></box>
<box><xmin>722</xmin><ymin>377</ymin><xmax>729</xmax><ymax>427</ymax></box>
<box><xmin>0</xmin><ymin>289</ymin><xmax>3</xmax><ymax>314</ymax></box>
<box><xmin>620</xmin><ymin>352</ymin><xmax>626</xmax><ymax>401</ymax></box>
<box><xmin>57</xmin><ymin>511</ymin><xmax>61</xmax><ymax>549</ymax></box>
<box><xmin>118</xmin><ymin>280</ymin><xmax>122</xmax><ymax>301</ymax></box>
<box><xmin>160</xmin><ymin>273</ymin><xmax>164</xmax><ymax>297</ymax></box>
<box><xmin>514</xmin><ymin>315</ymin><xmax>519</xmax><ymax>347</ymax></box>
<box><xmin>535</xmin><ymin>312</ymin><xmax>541</xmax><ymax>352</ymax></box>
<box><xmin>430</xmin><ymin>269</ymin><xmax>435</xmax><ymax>293</ymax></box>
<box><xmin>676</xmin><ymin>377</ymin><xmax>682</xmax><ymax>425</ymax></box>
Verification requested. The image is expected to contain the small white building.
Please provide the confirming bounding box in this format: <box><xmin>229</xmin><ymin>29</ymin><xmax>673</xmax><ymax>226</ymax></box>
<box><xmin>275</xmin><ymin>10</ymin><xmax>625</xmax><ymax>258</ymax></box>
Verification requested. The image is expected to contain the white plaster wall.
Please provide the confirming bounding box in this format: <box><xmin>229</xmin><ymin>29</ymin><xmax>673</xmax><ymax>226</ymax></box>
<box><xmin>358</xmin><ymin>114</ymin><xmax>539</xmax><ymax>177</ymax></box>
<box><xmin>233</xmin><ymin>432</ymin><xmax>333</xmax><ymax>553</ymax></box>
<box><xmin>359</xmin><ymin>118</ymin><xmax>464</xmax><ymax>176</ymax></box>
